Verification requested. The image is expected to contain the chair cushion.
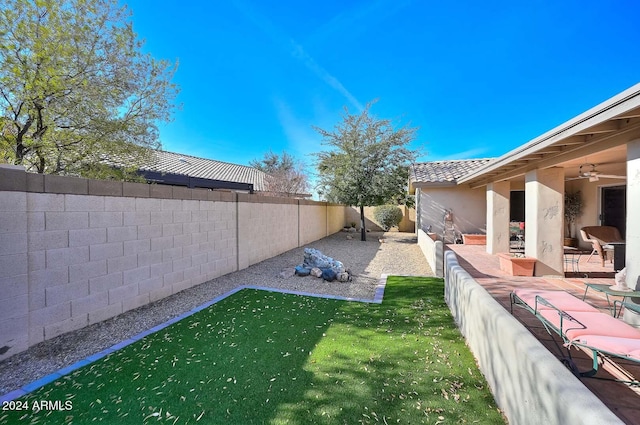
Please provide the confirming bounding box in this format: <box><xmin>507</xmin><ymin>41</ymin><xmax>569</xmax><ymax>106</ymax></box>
<box><xmin>538</xmin><ymin>310</ymin><xmax>640</xmax><ymax>341</ymax></box>
<box><xmin>513</xmin><ymin>289</ymin><xmax>599</xmax><ymax>313</ymax></box>
<box><xmin>572</xmin><ymin>335</ymin><xmax>640</xmax><ymax>360</ymax></box>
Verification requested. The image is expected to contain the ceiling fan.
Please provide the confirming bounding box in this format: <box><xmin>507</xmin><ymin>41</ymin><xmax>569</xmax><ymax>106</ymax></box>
<box><xmin>566</xmin><ymin>163</ymin><xmax>626</xmax><ymax>182</ymax></box>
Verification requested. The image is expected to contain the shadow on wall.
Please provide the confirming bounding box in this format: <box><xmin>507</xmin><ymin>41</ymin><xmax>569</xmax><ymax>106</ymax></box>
<box><xmin>418</xmin><ymin>195</ymin><xmax>486</xmax><ymax>237</ymax></box>
<box><xmin>346</xmin><ymin>206</ymin><xmax>415</xmax><ymax>232</ymax></box>
<box><xmin>443</xmin><ymin>250</ymin><xmax>622</xmax><ymax>425</ymax></box>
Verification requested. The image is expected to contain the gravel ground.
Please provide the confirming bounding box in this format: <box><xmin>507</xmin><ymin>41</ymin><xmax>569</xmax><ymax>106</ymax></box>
<box><xmin>0</xmin><ymin>231</ymin><xmax>433</xmax><ymax>395</ymax></box>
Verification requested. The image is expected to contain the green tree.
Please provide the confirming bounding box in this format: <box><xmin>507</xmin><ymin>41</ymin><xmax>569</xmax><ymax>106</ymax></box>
<box><xmin>0</xmin><ymin>0</ymin><xmax>178</xmax><ymax>178</ymax></box>
<box><xmin>314</xmin><ymin>102</ymin><xmax>418</xmax><ymax>241</ymax></box>
<box><xmin>250</xmin><ymin>150</ymin><xmax>310</xmax><ymax>197</ymax></box>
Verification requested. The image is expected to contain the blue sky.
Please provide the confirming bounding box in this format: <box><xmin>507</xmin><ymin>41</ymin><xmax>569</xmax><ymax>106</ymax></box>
<box><xmin>125</xmin><ymin>0</ymin><xmax>640</xmax><ymax>170</ymax></box>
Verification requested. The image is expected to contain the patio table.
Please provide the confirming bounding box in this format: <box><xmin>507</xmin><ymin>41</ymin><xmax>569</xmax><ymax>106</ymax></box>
<box><xmin>563</xmin><ymin>247</ymin><xmax>591</xmax><ymax>273</ymax></box>
<box><xmin>603</xmin><ymin>241</ymin><xmax>626</xmax><ymax>272</ymax></box>
<box><xmin>582</xmin><ymin>282</ymin><xmax>640</xmax><ymax>316</ymax></box>
<box><xmin>613</xmin><ymin>300</ymin><xmax>640</xmax><ymax>318</ymax></box>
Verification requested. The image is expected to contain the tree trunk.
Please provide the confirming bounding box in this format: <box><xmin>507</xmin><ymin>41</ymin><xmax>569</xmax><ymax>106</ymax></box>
<box><xmin>360</xmin><ymin>205</ymin><xmax>366</xmax><ymax>241</ymax></box>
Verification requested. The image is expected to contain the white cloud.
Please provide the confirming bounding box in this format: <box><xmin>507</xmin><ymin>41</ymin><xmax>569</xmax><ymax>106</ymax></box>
<box><xmin>231</xmin><ymin>0</ymin><xmax>363</xmax><ymax>111</ymax></box>
<box><xmin>289</xmin><ymin>41</ymin><xmax>363</xmax><ymax>112</ymax></box>
<box><xmin>307</xmin><ymin>0</ymin><xmax>413</xmax><ymax>47</ymax></box>
<box><xmin>272</xmin><ymin>98</ymin><xmax>321</xmax><ymax>157</ymax></box>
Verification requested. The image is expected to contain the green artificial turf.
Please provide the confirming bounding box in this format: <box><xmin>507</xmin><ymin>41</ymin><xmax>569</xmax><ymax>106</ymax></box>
<box><xmin>1</xmin><ymin>276</ymin><xmax>505</xmax><ymax>424</ymax></box>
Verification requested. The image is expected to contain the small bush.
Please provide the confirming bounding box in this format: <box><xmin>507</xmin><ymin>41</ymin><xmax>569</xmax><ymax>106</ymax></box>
<box><xmin>373</xmin><ymin>205</ymin><xmax>403</xmax><ymax>231</ymax></box>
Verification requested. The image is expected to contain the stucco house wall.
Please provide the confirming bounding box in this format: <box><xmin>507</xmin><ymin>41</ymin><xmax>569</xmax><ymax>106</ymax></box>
<box><xmin>565</xmin><ymin>176</ymin><xmax>626</xmax><ymax>248</ymax></box>
<box><xmin>416</xmin><ymin>186</ymin><xmax>486</xmax><ymax>238</ymax></box>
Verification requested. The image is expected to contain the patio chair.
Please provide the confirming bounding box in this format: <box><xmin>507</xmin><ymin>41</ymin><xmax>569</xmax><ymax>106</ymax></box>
<box><xmin>580</xmin><ymin>226</ymin><xmax>622</xmax><ymax>266</ymax></box>
<box><xmin>579</xmin><ymin>228</ymin><xmax>600</xmax><ymax>264</ymax></box>
<box><xmin>510</xmin><ymin>288</ymin><xmax>640</xmax><ymax>383</ymax></box>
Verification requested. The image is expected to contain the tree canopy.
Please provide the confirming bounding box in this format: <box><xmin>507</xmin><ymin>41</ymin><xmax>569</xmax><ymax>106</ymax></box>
<box><xmin>250</xmin><ymin>150</ymin><xmax>310</xmax><ymax>197</ymax></box>
<box><xmin>0</xmin><ymin>0</ymin><xmax>178</xmax><ymax>178</ymax></box>
<box><xmin>314</xmin><ymin>102</ymin><xmax>419</xmax><ymax>240</ymax></box>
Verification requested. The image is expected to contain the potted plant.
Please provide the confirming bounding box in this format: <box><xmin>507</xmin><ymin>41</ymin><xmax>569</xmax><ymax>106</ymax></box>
<box><xmin>564</xmin><ymin>191</ymin><xmax>583</xmax><ymax>247</ymax></box>
<box><xmin>497</xmin><ymin>252</ymin><xmax>536</xmax><ymax>276</ymax></box>
<box><xmin>462</xmin><ymin>234</ymin><xmax>486</xmax><ymax>245</ymax></box>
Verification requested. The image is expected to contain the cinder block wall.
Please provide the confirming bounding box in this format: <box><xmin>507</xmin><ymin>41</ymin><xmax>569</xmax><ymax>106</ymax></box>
<box><xmin>0</xmin><ymin>167</ymin><xmax>347</xmax><ymax>361</ymax></box>
<box><xmin>299</xmin><ymin>201</ymin><xmax>329</xmax><ymax>246</ymax></box>
<box><xmin>327</xmin><ymin>205</ymin><xmax>348</xmax><ymax>234</ymax></box>
<box><xmin>237</xmin><ymin>195</ymin><xmax>299</xmax><ymax>269</ymax></box>
<box><xmin>346</xmin><ymin>205</ymin><xmax>415</xmax><ymax>232</ymax></box>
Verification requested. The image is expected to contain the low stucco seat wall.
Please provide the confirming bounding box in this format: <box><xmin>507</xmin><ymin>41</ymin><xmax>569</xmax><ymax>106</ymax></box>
<box><xmin>417</xmin><ymin>229</ymin><xmax>443</xmax><ymax>277</ymax></box>
<box><xmin>444</xmin><ymin>250</ymin><xmax>623</xmax><ymax>425</ymax></box>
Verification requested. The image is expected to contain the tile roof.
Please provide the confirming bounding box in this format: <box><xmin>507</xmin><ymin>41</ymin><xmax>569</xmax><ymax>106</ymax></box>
<box><xmin>410</xmin><ymin>158</ymin><xmax>495</xmax><ymax>184</ymax></box>
<box><xmin>141</xmin><ymin>150</ymin><xmax>267</xmax><ymax>191</ymax></box>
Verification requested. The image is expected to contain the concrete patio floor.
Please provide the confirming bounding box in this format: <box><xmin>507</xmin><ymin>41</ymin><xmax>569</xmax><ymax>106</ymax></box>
<box><xmin>446</xmin><ymin>244</ymin><xmax>640</xmax><ymax>425</ymax></box>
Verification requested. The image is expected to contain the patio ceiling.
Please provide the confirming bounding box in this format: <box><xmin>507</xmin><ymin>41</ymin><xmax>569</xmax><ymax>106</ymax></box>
<box><xmin>459</xmin><ymin>83</ymin><xmax>640</xmax><ymax>189</ymax></box>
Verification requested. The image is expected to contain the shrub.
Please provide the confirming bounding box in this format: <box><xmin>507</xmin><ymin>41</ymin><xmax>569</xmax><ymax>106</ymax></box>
<box><xmin>373</xmin><ymin>205</ymin><xmax>403</xmax><ymax>231</ymax></box>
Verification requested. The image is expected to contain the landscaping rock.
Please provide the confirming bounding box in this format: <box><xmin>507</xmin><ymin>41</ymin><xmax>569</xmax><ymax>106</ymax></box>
<box><xmin>310</xmin><ymin>267</ymin><xmax>322</xmax><ymax>278</ymax></box>
<box><xmin>294</xmin><ymin>265</ymin><xmax>311</xmax><ymax>276</ymax></box>
<box><xmin>322</xmin><ymin>268</ymin><xmax>337</xmax><ymax>282</ymax></box>
<box><xmin>278</xmin><ymin>268</ymin><xmax>296</xmax><ymax>279</ymax></box>
<box><xmin>301</xmin><ymin>248</ymin><xmax>345</xmax><ymax>274</ymax></box>
<box><xmin>337</xmin><ymin>272</ymin><xmax>351</xmax><ymax>282</ymax></box>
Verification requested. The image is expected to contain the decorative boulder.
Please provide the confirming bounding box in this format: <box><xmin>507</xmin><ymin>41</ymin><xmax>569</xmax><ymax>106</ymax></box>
<box><xmin>321</xmin><ymin>268</ymin><xmax>337</xmax><ymax>282</ymax></box>
<box><xmin>301</xmin><ymin>248</ymin><xmax>345</xmax><ymax>274</ymax></box>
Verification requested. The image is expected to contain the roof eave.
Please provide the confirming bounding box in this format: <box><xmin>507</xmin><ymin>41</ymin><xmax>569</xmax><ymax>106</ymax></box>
<box><xmin>457</xmin><ymin>82</ymin><xmax>640</xmax><ymax>185</ymax></box>
<box><xmin>410</xmin><ymin>181</ymin><xmax>458</xmax><ymax>193</ymax></box>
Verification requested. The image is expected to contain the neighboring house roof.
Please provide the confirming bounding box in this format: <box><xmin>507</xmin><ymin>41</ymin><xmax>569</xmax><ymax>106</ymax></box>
<box><xmin>409</xmin><ymin>159</ymin><xmax>495</xmax><ymax>191</ymax></box>
<box><xmin>140</xmin><ymin>150</ymin><xmax>267</xmax><ymax>192</ymax></box>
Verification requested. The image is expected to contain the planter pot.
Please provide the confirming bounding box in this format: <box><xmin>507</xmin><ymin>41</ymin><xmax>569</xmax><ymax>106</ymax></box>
<box><xmin>462</xmin><ymin>234</ymin><xmax>486</xmax><ymax>245</ymax></box>
<box><xmin>497</xmin><ymin>253</ymin><xmax>536</xmax><ymax>276</ymax></box>
<box><xmin>564</xmin><ymin>237</ymin><xmax>577</xmax><ymax>248</ymax></box>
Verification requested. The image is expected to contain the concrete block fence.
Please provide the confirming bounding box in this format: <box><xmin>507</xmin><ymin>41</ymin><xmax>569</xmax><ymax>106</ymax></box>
<box><xmin>0</xmin><ymin>167</ymin><xmax>347</xmax><ymax>361</ymax></box>
<box><xmin>345</xmin><ymin>205</ymin><xmax>415</xmax><ymax>233</ymax></box>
